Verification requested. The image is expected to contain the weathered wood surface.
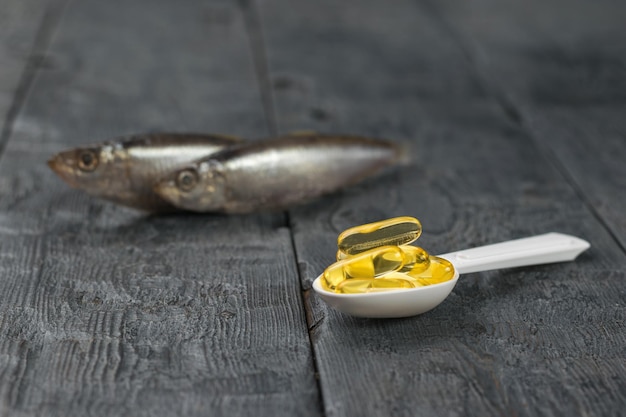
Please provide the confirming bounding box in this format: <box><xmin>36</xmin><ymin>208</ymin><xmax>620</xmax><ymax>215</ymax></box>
<box><xmin>260</xmin><ymin>0</ymin><xmax>626</xmax><ymax>416</ymax></box>
<box><xmin>0</xmin><ymin>0</ymin><xmax>319</xmax><ymax>416</ymax></box>
<box><xmin>0</xmin><ymin>0</ymin><xmax>624</xmax><ymax>416</ymax></box>
<box><xmin>434</xmin><ymin>0</ymin><xmax>626</xmax><ymax>252</ymax></box>
<box><xmin>0</xmin><ymin>0</ymin><xmax>55</xmax><ymax>153</ymax></box>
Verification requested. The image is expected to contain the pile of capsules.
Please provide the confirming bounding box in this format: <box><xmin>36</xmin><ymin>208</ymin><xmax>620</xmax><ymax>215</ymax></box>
<box><xmin>321</xmin><ymin>216</ymin><xmax>455</xmax><ymax>294</ymax></box>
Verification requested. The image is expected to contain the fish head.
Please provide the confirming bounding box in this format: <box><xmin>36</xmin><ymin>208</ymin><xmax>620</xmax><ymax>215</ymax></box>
<box><xmin>154</xmin><ymin>160</ymin><xmax>226</xmax><ymax>212</ymax></box>
<box><xmin>47</xmin><ymin>144</ymin><xmax>127</xmax><ymax>193</ymax></box>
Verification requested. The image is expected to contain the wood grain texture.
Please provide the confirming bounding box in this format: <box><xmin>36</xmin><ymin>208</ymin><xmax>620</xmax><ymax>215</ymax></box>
<box><xmin>0</xmin><ymin>0</ymin><xmax>320</xmax><ymax>416</ymax></box>
<box><xmin>1</xmin><ymin>0</ymin><xmax>625</xmax><ymax>416</ymax></box>
<box><xmin>431</xmin><ymin>0</ymin><xmax>626</xmax><ymax>250</ymax></box>
<box><xmin>258</xmin><ymin>0</ymin><xmax>626</xmax><ymax>415</ymax></box>
<box><xmin>0</xmin><ymin>0</ymin><xmax>55</xmax><ymax>152</ymax></box>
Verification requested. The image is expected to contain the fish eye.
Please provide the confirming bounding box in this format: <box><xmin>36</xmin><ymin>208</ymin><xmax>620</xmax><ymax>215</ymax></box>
<box><xmin>77</xmin><ymin>150</ymin><xmax>99</xmax><ymax>172</ymax></box>
<box><xmin>176</xmin><ymin>169</ymin><xmax>199</xmax><ymax>192</ymax></box>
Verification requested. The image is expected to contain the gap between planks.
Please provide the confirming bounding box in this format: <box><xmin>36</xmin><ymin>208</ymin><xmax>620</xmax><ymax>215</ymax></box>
<box><xmin>236</xmin><ymin>0</ymin><xmax>327</xmax><ymax>411</ymax></box>
<box><xmin>0</xmin><ymin>0</ymin><xmax>69</xmax><ymax>161</ymax></box>
<box><xmin>237</xmin><ymin>0</ymin><xmax>279</xmax><ymax>138</ymax></box>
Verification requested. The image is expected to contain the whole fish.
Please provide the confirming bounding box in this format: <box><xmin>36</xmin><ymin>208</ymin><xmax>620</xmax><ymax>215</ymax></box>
<box><xmin>154</xmin><ymin>134</ymin><xmax>405</xmax><ymax>213</ymax></box>
<box><xmin>47</xmin><ymin>133</ymin><xmax>243</xmax><ymax>211</ymax></box>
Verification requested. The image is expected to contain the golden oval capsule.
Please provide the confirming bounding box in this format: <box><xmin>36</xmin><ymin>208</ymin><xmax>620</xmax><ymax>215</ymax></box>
<box><xmin>398</xmin><ymin>245</ymin><xmax>430</xmax><ymax>275</ymax></box>
<box><xmin>337</xmin><ymin>216</ymin><xmax>422</xmax><ymax>255</ymax></box>
<box><xmin>322</xmin><ymin>246</ymin><xmax>406</xmax><ymax>292</ymax></box>
<box><xmin>328</xmin><ymin>258</ymin><xmax>455</xmax><ymax>294</ymax></box>
<box><xmin>337</xmin><ymin>244</ymin><xmax>431</xmax><ymax>270</ymax></box>
<box><xmin>376</xmin><ymin>271</ymin><xmax>431</xmax><ymax>288</ymax></box>
<box><xmin>335</xmin><ymin>277</ymin><xmax>417</xmax><ymax>294</ymax></box>
<box><xmin>405</xmin><ymin>256</ymin><xmax>455</xmax><ymax>284</ymax></box>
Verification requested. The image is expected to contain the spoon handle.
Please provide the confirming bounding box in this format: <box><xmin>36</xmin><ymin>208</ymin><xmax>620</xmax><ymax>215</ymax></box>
<box><xmin>437</xmin><ymin>233</ymin><xmax>590</xmax><ymax>274</ymax></box>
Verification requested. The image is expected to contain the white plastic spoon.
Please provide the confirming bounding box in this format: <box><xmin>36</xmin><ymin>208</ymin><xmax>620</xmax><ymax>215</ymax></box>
<box><xmin>312</xmin><ymin>233</ymin><xmax>590</xmax><ymax>318</ymax></box>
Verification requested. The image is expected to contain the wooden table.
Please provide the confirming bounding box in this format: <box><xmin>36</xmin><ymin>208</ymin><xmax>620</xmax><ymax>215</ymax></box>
<box><xmin>0</xmin><ymin>0</ymin><xmax>624</xmax><ymax>415</ymax></box>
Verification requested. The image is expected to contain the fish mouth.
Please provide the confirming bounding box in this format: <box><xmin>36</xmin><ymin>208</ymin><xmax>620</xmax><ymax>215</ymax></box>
<box><xmin>47</xmin><ymin>154</ymin><xmax>80</xmax><ymax>188</ymax></box>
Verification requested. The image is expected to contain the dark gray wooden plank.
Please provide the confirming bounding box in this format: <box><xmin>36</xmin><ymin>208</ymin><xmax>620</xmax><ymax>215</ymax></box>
<box><xmin>258</xmin><ymin>0</ymin><xmax>626</xmax><ymax>416</ymax></box>
<box><xmin>0</xmin><ymin>0</ymin><xmax>320</xmax><ymax>416</ymax></box>
<box><xmin>431</xmin><ymin>0</ymin><xmax>626</xmax><ymax>250</ymax></box>
<box><xmin>0</xmin><ymin>0</ymin><xmax>54</xmax><ymax>154</ymax></box>
<box><xmin>0</xmin><ymin>0</ymin><xmax>48</xmax><ymax>115</ymax></box>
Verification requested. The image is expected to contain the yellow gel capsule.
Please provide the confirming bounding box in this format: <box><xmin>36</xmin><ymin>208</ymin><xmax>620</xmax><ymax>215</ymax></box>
<box><xmin>336</xmin><ymin>277</ymin><xmax>417</xmax><ymax>294</ymax></box>
<box><xmin>322</xmin><ymin>246</ymin><xmax>406</xmax><ymax>292</ymax></box>
<box><xmin>380</xmin><ymin>271</ymin><xmax>429</xmax><ymax>288</ymax></box>
<box><xmin>398</xmin><ymin>245</ymin><xmax>430</xmax><ymax>275</ymax></box>
<box><xmin>337</xmin><ymin>245</ymin><xmax>430</xmax><ymax>273</ymax></box>
<box><xmin>337</xmin><ymin>216</ymin><xmax>422</xmax><ymax>255</ymax></box>
<box><xmin>406</xmin><ymin>256</ymin><xmax>455</xmax><ymax>284</ymax></box>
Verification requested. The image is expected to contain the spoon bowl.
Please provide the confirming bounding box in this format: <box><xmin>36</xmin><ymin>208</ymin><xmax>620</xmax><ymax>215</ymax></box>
<box><xmin>313</xmin><ymin>233</ymin><xmax>590</xmax><ymax>318</ymax></box>
<box><xmin>313</xmin><ymin>269</ymin><xmax>460</xmax><ymax>318</ymax></box>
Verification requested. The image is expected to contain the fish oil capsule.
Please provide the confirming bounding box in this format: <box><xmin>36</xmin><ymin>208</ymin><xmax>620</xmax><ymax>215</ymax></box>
<box><xmin>383</xmin><ymin>272</ymin><xmax>427</xmax><ymax>287</ymax></box>
<box><xmin>336</xmin><ymin>258</ymin><xmax>455</xmax><ymax>293</ymax></box>
<box><xmin>337</xmin><ymin>216</ymin><xmax>422</xmax><ymax>256</ymax></box>
<box><xmin>405</xmin><ymin>256</ymin><xmax>455</xmax><ymax>285</ymax></box>
<box><xmin>322</xmin><ymin>246</ymin><xmax>406</xmax><ymax>292</ymax></box>
<box><xmin>336</xmin><ymin>276</ymin><xmax>417</xmax><ymax>294</ymax></box>
<box><xmin>337</xmin><ymin>245</ymin><xmax>430</xmax><ymax>274</ymax></box>
<box><xmin>398</xmin><ymin>245</ymin><xmax>430</xmax><ymax>275</ymax></box>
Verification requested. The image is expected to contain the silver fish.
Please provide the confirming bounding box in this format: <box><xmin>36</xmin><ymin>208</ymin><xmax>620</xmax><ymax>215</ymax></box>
<box><xmin>48</xmin><ymin>133</ymin><xmax>243</xmax><ymax>211</ymax></box>
<box><xmin>154</xmin><ymin>134</ymin><xmax>405</xmax><ymax>213</ymax></box>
